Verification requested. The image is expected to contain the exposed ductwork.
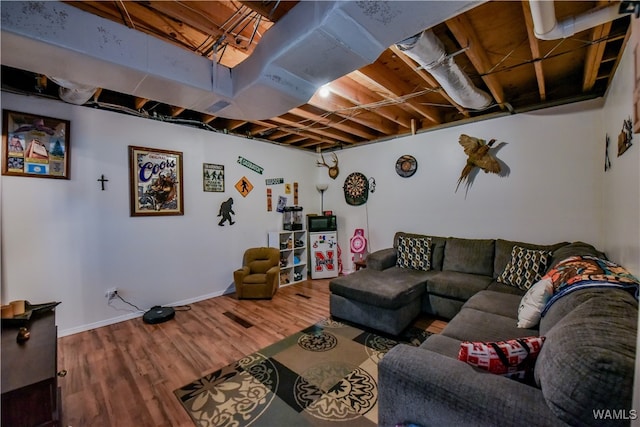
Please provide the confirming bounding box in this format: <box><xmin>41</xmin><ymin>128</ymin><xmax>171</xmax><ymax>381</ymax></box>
<box><xmin>395</xmin><ymin>30</ymin><xmax>492</xmax><ymax>110</ymax></box>
<box><xmin>48</xmin><ymin>77</ymin><xmax>98</xmax><ymax>105</ymax></box>
<box><xmin>529</xmin><ymin>0</ymin><xmax>629</xmax><ymax>40</ymax></box>
<box><xmin>0</xmin><ymin>1</ymin><xmax>483</xmax><ymax>121</ymax></box>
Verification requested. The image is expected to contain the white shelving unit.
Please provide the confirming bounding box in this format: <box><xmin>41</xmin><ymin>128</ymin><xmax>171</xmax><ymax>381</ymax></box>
<box><xmin>268</xmin><ymin>230</ymin><xmax>307</xmax><ymax>286</ymax></box>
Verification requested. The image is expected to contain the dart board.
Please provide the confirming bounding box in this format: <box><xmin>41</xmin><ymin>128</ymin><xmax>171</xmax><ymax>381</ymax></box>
<box><xmin>343</xmin><ymin>172</ymin><xmax>369</xmax><ymax>206</ymax></box>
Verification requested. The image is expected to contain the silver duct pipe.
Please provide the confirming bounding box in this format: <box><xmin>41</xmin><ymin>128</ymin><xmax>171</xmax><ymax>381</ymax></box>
<box><xmin>48</xmin><ymin>77</ymin><xmax>98</xmax><ymax>105</ymax></box>
<box><xmin>529</xmin><ymin>0</ymin><xmax>627</xmax><ymax>40</ymax></box>
<box><xmin>395</xmin><ymin>30</ymin><xmax>492</xmax><ymax>110</ymax></box>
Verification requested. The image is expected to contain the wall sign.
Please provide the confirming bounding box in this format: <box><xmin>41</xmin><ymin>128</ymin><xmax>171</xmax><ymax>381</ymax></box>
<box><xmin>203</xmin><ymin>163</ymin><xmax>224</xmax><ymax>192</ymax></box>
<box><xmin>235</xmin><ymin>176</ymin><xmax>254</xmax><ymax>197</ymax></box>
<box><xmin>237</xmin><ymin>156</ymin><xmax>263</xmax><ymax>174</ymax></box>
<box><xmin>2</xmin><ymin>110</ymin><xmax>71</xmax><ymax>179</ymax></box>
<box><xmin>265</xmin><ymin>177</ymin><xmax>284</xmax><ymax>185</ymax></box>
<box><xmin>128</xmin><ymin>146</ymin><xmax>184</xmax><ymax>216</ymax></box>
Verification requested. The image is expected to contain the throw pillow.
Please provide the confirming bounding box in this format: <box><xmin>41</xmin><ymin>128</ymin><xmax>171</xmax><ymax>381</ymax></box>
<box><xmin>458</xmin><ymin>336</ymin><xmax>545</xmax><ymax>382</ymax></box>
<box><xmin>517</xmin><ymin>277</ymin><xmax>553</xmax><ymax>328</ymax></box>
<box><xmin>396</xmin><ymin>236</ymin><xmax>432</xmax><ymax>271</ymax></box>
<box><xmin>497</xmin><ymin>245</ymin><xmax>553</xmax><ymax>290</ymax></box>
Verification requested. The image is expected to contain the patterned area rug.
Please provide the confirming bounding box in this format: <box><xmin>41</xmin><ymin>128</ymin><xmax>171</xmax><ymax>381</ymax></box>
<box><xmin>174</xmin><ymin>318</ymin><xmax>432</xmax><ymax>426</ymax></box>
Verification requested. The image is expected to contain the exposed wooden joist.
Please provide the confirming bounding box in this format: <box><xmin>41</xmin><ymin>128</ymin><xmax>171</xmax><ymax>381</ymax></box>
<box><xmin>225</xmin><ymin>119</ymin><xmax>249</xmax><ymax>131</ymax></box>
<box><xmin>145</xmin><ymin>1</ymin><xmax>268</xmax><ymax>58</ymax></box>
<box><xmin>582</xmin><ymin>2</ymin><xmax>614</xmax><ymax>92</ymax></box>
<box><xmin>134</xmin><ymin>98</ymin><xmax>149</xmax><ymax>110</ymax></box>
<box><xmin>329</xmin><ymin>77</ymin><xmax>414</xmax><ymax>129</ymax></box>
<box><xmin>355</xmin><ymin>64</ymin><xmax>443</xmax><ymax>125</ymax></box>
<box><xmin>290</xmin><ymin>105</ymin><xmax>378</xmax><ymax>141</ymax></box>
<box><xmin>308</xmin><ymin>93</ymin><xmax>400</xmax><ymax>136</ymax></box>
<box><xmin>35</xmin><ymin>74</ymin><xmax>48</xmax><ymax>91</ymax></box>
<box><xmin>170</xmin><ymin>106</ymin><xmax>185</xmax><ymax>117</ymax></box>
<box><xmin>244</xmin><ymin>120</ymin><xmax>285</xmax><ymax>139</ymax></box>
<box><xmin>268</xmin><ymin>130</ymin><xmax>298</xmax><ymax>140</ymax></box>
<box><xmin>521</xmin><ymin>1</ymin><xmax>546</xmax><ymax>101</ymax></box>
<box><xmin>269</xmin><ymin>116</ymin><xmax>338</xmax><ymax>145</ymax></box>
<box><xmin>238</xmin><ymin>1</ymin><xmax>298</xmax><ymax>22</ymax></box>
<box><xmin>299</xmin><ymin>138</ymin><xmax>337</xmax><ymax>149</ymax></box>
<box><xmin>245</xmin><ymin>123</ymin><xmax>276</xmax><ymax>137</ymax></box>
<box><xmin>446</xmin><ymin>13</ymin><xmax>506</xmax><ymax>106</ymax></box>
<box><xmin>201</xmin><ymin>114</ymin><xmax>217</xmax><ymax>124</ymax></box>
<box><xmin>92</xmin><ymin>87</ymin><xmax>103</xmax><ymax>102</ymax></box>
<box><xmin>279</xmin><ymin>134</ymin><xmax>309</xmax><ymax>145</ymax></box>
<box><xmin>146</xmin><ymin>1</ymin><xmax>232</xmax><ymax>39</ymax></box>
<box><xmin>270</xmin><ymin>113</ymin><xmax>359</xmax><ymax>145</ymax></box>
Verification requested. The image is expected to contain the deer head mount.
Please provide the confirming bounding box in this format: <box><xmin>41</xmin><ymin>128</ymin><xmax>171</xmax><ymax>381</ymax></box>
<box><xmin>317</xmin><ymin>152</ymin><xmax>339</xmax><ymax>179</ymax></box>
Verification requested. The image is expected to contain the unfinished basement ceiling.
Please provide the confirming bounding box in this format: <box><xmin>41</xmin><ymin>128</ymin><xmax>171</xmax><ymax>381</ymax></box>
<box><xmin>0</xmin><ymin>1</ymin><xmax>633</xmax><ymax>152</ymax></box>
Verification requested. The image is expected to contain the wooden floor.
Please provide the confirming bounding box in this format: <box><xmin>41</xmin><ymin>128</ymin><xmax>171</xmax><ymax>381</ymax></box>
<box><xmin>57</xmin><ymin>279</ymin><xmax>446</xmax><ymax>426</ymax></box>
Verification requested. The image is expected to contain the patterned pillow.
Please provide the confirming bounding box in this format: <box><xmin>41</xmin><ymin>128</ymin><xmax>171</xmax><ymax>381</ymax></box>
<box><xmin>396</xmin><ymin>236</ymin><xmax>432</xmax><ymax>271</ymax></box>
<box><xmin>497</xmin><ymin>246</ymin><xmax>552</xmax><ymax>290</ymax></box>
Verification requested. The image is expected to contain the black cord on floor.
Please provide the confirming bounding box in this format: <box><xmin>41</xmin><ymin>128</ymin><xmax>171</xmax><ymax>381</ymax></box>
<box><xmin>115</xmin><ymin>293</ymin><xmax>144</xmax><ymax>312</ymax></box>
<box><xmin>113</xmin><ymin>293</ymin><xmax>192</xmax><ymax>312</ymax></box>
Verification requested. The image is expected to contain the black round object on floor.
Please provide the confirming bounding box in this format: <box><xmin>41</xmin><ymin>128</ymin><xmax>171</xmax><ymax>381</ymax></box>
<box><xmin>143</xmin><ymin>306</ymin><xmax>175</xmax><ymax>324</ymax></box>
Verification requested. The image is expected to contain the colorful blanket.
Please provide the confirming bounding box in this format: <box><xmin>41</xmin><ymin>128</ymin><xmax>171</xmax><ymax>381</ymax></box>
<box><xmin>541</xmin><ymin>255</ymin><xmax>639</xmax><ymax>316</ymax></box>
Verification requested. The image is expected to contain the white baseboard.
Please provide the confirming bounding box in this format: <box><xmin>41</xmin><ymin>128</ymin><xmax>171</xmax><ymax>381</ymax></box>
<box><xmin>58</xmin><ymin>288</ymin><xmax>233</xmax><ymax>337</ymax></box>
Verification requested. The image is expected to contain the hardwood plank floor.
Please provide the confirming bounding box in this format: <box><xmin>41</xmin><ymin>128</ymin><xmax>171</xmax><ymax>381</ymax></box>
<box><xmin>57</xmin><ymin>279</ymin><xmax>446</xmax><ymax>426</ymax></box>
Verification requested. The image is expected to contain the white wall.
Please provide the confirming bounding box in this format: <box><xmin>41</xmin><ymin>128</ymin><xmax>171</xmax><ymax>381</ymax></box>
<box><xmin>325</xmin><ymin>101</ymin><xmax>608</xmax><ymax>272</ymax></box>
<box><xmin>2</xmin><ymin>40</ymin><xmax>638</xmax><ymax>337</ymax></box>
<box><xmin>0</xmin><ymin>92</ymin><xmax>316</xmax><ymax>335</ymax></box>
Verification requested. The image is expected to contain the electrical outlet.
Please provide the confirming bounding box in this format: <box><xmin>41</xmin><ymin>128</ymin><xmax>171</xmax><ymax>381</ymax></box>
<box><xmin>105</xmin><ymin>288</ymin><xmax>118</xmax><ymax>301</ymax></box>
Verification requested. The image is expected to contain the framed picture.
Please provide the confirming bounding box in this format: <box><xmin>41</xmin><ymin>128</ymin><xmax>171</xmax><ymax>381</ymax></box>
<box><xmin>2</xmin><ymin>110</ymin><xmax>70</xmax><ymax>179</ymax></box>
<box><xmin>203</xmin><ymin>163</ymin><xmax>224</xmax><ymax>192</ymax></box>
<box><xmin>129</xmin><ymin>146</ymin><xmax>184</xmax><ymax>216</ymax></box>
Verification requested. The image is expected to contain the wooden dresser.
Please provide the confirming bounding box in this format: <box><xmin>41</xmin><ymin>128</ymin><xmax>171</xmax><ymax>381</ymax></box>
<box><xmin>1</xmin><ymin>308</ymin><xmax>61</xmax><ymax>426</ymax></box>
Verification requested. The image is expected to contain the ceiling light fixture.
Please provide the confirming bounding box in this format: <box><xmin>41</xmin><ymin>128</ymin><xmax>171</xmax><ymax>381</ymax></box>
<box><xmin>318</xmin><ymin>84</ymin><xmax>330</xmax><ymax>98</ymax></box>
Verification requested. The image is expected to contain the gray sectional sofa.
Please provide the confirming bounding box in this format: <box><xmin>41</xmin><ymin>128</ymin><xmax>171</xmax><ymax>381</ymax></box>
<box><xmin>330</xmin><ymin>232</ymin><xmax>572</xmax><ymax>334</ymax></box>
<box><xmin>328</xmin><ymin>232</ymin><xmax>638</xmax><ymax>426</ymax></box>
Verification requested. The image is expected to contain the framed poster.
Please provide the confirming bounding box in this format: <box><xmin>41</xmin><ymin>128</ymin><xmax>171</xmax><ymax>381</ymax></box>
<box><xmin>2</xmin><ymin>110</ymin><xmax>70</xmax><ymax>179</ymax></box>
<box><xmin>129</xmin><ymin>146</ymin><xmax>184</xmax><ymax>216</ymax></box>
<box><xmin>203</xmin><ymin>163</ymin><xmax>224</xmax><ymax>192</ymax></box>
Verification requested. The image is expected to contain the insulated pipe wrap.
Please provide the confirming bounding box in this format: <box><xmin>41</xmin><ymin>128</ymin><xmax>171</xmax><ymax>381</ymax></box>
<box><xmin>396</xmin><ymin>30</ymin><xmax>492</xmax><ymax>110</ymax></box>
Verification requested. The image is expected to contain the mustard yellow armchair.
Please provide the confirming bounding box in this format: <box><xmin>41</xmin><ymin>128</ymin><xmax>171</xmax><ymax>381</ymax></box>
<box><xmin>233</xmin><ymin>247</ymin><xmax>280</xmax><ymax>299</ymax></box>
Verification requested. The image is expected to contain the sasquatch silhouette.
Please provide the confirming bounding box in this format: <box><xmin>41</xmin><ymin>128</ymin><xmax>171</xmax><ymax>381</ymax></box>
<box><xmin>218</xmin><ymin>197</ymin><xmax>235</xmax><ymax>226</ymax></box>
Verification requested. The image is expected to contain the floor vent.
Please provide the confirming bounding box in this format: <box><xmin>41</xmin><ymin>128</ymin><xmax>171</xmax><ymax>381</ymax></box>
<box><xmin>295</xmin><ymin>293</ymin><xmax>311</xmax><ymax>299</ymax></box>
<box><xmin>223</xmin><ymin>311</ymin><xmax>253</xmax><ymax>328</ymax></box>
